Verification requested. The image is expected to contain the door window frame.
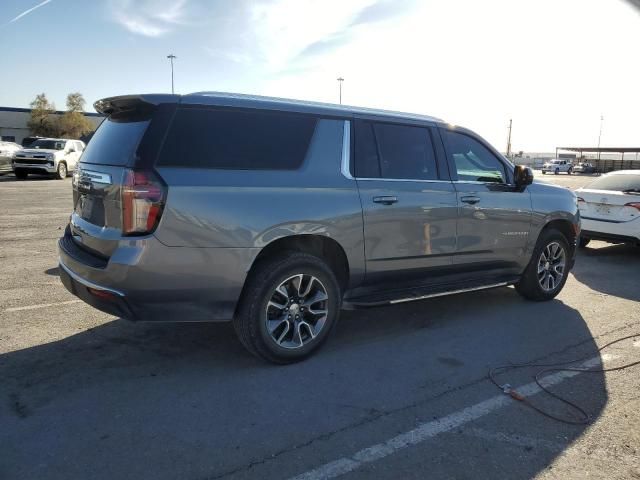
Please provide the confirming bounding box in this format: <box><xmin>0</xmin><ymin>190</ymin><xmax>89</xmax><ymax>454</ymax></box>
<box><xmin>349</xmin><ymin>117</ymin><xmax>452</xmax><ymax>183</ymax></box>
<box><xmin>438</xmin><ymin>126</ymin><xmax>514</xmax><ymax>185</ymax></box>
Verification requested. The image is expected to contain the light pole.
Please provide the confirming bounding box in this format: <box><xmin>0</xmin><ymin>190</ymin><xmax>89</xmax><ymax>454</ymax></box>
<box><xmin>167</xmin><ymin>54</ymin><xmax>177</xmax><ymax>94</ymax></box>
<box><xmin>337</xmin><ymin>77</ymin><xmax>344</xmax><ymax>104</ymax></box>
<box><xmin>597</xmin><ymin>114</ymin><xmax>603</xmax><ymax>161</ymax></box>
<box><xmin>506</xmin><ymin>119</ymin><xmax>512</xmax><ymax>159</ymax></box>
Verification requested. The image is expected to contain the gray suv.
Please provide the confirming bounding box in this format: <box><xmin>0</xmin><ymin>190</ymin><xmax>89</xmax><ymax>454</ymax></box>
<box><xmin>58</xmin><ymin>92</ymin><xmax>579</xmax><ymax>363</ymax></box>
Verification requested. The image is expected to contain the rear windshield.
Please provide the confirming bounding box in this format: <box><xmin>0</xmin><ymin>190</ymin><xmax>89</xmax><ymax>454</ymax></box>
<box><xmin>586</xmin><ymin>174</ymin><xmax>640</xmax><ymax>192</ymax></box>
<box><xmin>157</xmin><ymin>108</ymin><xmax>317</xmax><ymax>170</ymax></box>
<box><xmin>80</xmin><ymin>115</ymin><xmax>149</xmax><ymax>166</ymax></box>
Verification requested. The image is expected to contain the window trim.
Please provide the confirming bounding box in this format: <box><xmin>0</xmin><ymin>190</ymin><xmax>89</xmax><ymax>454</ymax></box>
<box><xmin>439</xmin><ymin>127</ymin><xmax>513</xmax><ymax>185</ymax></box>
<box><xmin>351</xmin><ymin>119</ymin><xmax>443</xmax><ymax>182</ymax></box>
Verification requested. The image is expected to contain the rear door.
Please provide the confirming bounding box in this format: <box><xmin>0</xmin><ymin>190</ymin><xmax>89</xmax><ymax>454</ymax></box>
<box><xmin>354</xmin><ymin>119</ymin><xmax>458</xmax><ymax>284</ymax></box>
<box><xmin>70</xmin><ymin>101</ymin><xmax>172</xmax><ymax>258</ymax></box>
<box><xmin>439</xmin><ymin>127</ymin><xmax>532</xmax><ymax>274</ymax></box>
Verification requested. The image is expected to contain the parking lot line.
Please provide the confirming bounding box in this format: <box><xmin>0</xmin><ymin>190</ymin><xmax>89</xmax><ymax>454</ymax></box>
<box><xmin>4</xmin><ymin>300</ymin><xmax>82</xmax><ymax>312</ymax></box>
<box><xmin>288</xmin><ymin>355</ymin><xmax>604</xmax><ymax>480</ymax></box>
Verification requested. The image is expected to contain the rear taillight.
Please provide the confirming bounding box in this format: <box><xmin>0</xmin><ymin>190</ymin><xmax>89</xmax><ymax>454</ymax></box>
<box><xmin>624</xmin><ymin>202</ymin><xmax>640</xmax><ymax>212</ymax></box>
<box><xmin>121</xmin><ymin>169</ymin><xmax>167</xmax><ymax>236</ymax></box>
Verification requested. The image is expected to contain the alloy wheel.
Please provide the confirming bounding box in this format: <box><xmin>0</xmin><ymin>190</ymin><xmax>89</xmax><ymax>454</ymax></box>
<box><xmin>265</xmin><ymin>274</ymin><xmax>329</xmax><ymax>349</ymax></box>
<box><xmin>537</xmin><ymin>241</ymin><xmax>566</xmax><ymax>292</ymax></box>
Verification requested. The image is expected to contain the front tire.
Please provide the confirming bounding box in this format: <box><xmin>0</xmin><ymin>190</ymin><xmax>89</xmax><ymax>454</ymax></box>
<box><xmin>554</xmin><ymin>168</ymin><xmax>560</xmax><ymax>175</ymax></box>
<box><xmin>516</xmin><ymin>229</ymin><xmax>571</xmax><ymax>301</ymax></box>
<box><xmin>567</xmin><ymin>168</ymin><xmax>573</xmax><ymax>175</ymax></box>
<box><xmin>14</xmin><ymin>169</ymin><xmax>28</xmax><ymax>180</ymax></box>
<box><xmin>55</xmin><ymin>162</ymin><xmax>67</xmax><ymax>180</ymax></box>
<box><xmin>233</xmin><ymin>252</ymin><xmax>341</xmax><ymax>363</ymax></box>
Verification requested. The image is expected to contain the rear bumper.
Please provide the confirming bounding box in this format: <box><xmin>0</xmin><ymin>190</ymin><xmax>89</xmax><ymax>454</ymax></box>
<box><xmin>59</xmin><ymin>262</ymin><xmax>135</xmax><ymax>319</ymax></box>
<box><xmin>58</xmin><ymin>226</ymin><xmax>259</xmax><ymax>322</ymax></box>
<box><xmin>581</xmin><ymin>217</ymin><xmax>640</xmax><ymax>244</ymax></box>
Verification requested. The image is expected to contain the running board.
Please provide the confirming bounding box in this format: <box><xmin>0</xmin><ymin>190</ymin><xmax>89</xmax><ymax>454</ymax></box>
<box><xmin>389</xmin><ymin>282</ymin><xmax>510</xmax><ymax>304</ymax></box>
<box><xmin>342</xmin><ymin>279</ymin><xmax>517</xmax><ymax>309</ymax></box>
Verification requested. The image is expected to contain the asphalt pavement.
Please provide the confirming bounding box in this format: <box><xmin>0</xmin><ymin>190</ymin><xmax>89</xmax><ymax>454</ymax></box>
<box><xmin>1</xmin><ymin>172</ymin><xmax>639</xmax><ymax>480</ymax></box>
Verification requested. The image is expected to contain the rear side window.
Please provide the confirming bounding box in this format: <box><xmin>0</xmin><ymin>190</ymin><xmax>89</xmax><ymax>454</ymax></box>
<box><xmin>157</xmin><ymin>108</ymin><xmax>317</xmax><ymax>170</ymax></box>
<box><xmin>80</xmin><ymin>116</ymin><xmax>150</xmax><ymax>166</ymax></box>
<box><xmin>354</xmin><ymin>120</ymin><xmax>438</xmax><ymax>180</ymax></box>
<box><xmin>441</xmin><ymin>130</ymin><xmax>507</xmax><ymax>183</ymax></box>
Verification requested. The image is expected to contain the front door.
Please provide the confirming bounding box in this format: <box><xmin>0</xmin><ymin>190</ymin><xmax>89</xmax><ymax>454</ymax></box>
<box><xmin>439</xmin><ymin>127</ymin><xmax>532</xmax><ymax>274</ymax></box>
<box><xmin>354</xmin><ymin>119</ymin><xmax>458</xmax><ymax>284</ymax></box>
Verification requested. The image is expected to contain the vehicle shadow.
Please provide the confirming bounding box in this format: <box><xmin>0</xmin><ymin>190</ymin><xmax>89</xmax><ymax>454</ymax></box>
<box><xmin>0</xmin><ymin>289</ymin><xmax>606</xmax><ymax>480</ymax></box>
<box><xmin>572</xmin><ymin>241</ymin><xmax>640</xmax><ymax>301</ymax></box>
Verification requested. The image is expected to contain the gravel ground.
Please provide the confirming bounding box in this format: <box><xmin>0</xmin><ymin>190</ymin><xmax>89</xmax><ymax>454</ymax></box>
<box><xmin>0</xmin><ymin>172</ymin><xmax>638</xmax><ymax>480</ymax></box>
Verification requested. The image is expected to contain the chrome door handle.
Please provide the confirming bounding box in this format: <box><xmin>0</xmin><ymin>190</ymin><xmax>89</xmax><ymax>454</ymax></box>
<box><xmin>373</xmin><ymin>196</ymin><xmax>398</xmax><ymax>205</ymax></box>
<box><xmin>461</xmin><ymin>195</ymin><xmax>480</xmax><ymax>205</ymax></box>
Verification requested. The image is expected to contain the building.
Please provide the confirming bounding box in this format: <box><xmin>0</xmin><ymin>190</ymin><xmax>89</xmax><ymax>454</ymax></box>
<box><xmin>0</xmin><ymin>106</ymin><xmax>104</xmax><ymax>145</ymax></box>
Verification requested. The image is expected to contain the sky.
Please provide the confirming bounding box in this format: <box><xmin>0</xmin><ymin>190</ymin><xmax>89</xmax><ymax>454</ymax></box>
<box><xmin>0</xmin><ymin>0</ymin><xmax>638</xmax><ymax>152</ymax></box>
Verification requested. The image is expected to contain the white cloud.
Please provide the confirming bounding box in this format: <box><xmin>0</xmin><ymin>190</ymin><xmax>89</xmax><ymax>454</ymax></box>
<box><xmin>109</xmin><ymin>0</ymin><xmax>189</xmax><ymax>37</ymax></box>
<box><xmin>7</xmin><ymin>0</ymin><xmax>53</xmax><ymax>24</ymax></box>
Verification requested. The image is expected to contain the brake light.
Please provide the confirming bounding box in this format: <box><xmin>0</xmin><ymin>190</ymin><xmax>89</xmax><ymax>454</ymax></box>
<box><xmin>121</xmin><ymin>169</ymin><xmax>167</xmax><ymax>235</ymax></box>
<box><xmin>624</xmin><ymin>202</ymin><xmax>640</xmax><ymax>212</ymax></box>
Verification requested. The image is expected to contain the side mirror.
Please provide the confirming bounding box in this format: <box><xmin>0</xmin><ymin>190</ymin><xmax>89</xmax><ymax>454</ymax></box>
<box><xmin>514</xmin><ymin>165</ymin><xmax>533</xmax><ymax>188</ymax></box>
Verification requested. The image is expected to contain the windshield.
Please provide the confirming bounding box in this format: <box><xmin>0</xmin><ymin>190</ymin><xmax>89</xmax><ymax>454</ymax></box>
<box><xmin>586</xmin><ymin>174</ymin><xmax>640</xmax><ymax>192</ymax></box>
<box><xmin>30</xmin><ymin>139</ymin><xmax>65</xmax><ymax>150</ymax></box>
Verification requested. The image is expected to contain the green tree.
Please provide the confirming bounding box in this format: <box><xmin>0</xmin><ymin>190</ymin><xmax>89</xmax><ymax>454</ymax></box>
<box><xmin>27</xmin><ymin>93</ymin><xmax>58</xmax><ymax>137</ymax></box>
<box><xmin>57</xmin><ymin>92</ymin><xmax>94</xmax><ymax>139</ymax></box>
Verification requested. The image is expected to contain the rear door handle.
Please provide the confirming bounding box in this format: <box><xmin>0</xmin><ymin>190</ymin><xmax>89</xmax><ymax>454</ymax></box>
<box><xmin>373</xmin><ymin>196</ymin><xmax>398</xmax><ymax>205</ymax></box>
<box><xmin>461</xmin><ymin>195</ymin><xmax>480</xmax><ymax>205</ymax></box>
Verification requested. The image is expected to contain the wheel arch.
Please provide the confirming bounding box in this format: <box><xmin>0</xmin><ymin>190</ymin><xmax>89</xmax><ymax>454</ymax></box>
<box><xmin>247</xmin><ymin>234</ymin><xmax>350</xmax><ymax>293</ymax></box>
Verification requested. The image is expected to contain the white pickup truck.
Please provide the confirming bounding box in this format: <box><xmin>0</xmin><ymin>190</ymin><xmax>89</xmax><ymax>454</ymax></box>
<box><xmin>541</xmin><ymin>159</ymin><xmax>573</xmax><ymax>175</ymax></box>
<box><xmin>12</xmin><ymin>138</ymin><xmax>85</xmax><ymax>180</ymax></box>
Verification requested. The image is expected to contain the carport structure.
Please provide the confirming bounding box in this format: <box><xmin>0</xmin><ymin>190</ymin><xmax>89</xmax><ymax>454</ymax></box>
<box><xmin>555</xmin><ymin>146</ymin><xmax>640</xmax><ymax>172</ymax></box>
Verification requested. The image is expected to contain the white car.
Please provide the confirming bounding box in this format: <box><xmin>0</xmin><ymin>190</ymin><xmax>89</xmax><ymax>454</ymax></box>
<box><xmin>12</xmin><ymin>138</ymin><xmax>85</xmax><ymax>180</ymax></box>
<box><xmin>576</xmin><ymin>170</ymin><xmax>640</xmax><ymax>247</ymax></box>
<box><xmin>0</xmin><ymin>141</ymin><xmax>22</xmax><ymax>175</ymax></box>
<box><xmin>542</xmin><ymin>159</ymin><xmax>573</xmax><ymax>175</ymax></box>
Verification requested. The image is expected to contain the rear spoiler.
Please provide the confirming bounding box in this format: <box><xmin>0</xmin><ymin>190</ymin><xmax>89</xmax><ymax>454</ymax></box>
<box><xmin>94</xmin><ymin>94</ymin><xmax>179</xmax><ymax>116</ymax></box>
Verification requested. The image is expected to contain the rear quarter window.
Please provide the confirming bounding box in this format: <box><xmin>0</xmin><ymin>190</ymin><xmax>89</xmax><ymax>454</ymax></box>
<box><xmin>157</xmin><ymin>108</ymin><xmax>317</xmax><ymax>170</ymax></box>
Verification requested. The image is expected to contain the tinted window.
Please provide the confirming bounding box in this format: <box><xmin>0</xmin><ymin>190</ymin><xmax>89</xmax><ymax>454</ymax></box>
<box><xmin>80</xmin><ymin>116</ymin><xmax>150</xmax><ymax>166</ymax></box>
<box><xmin>441</xmin><ymin>130</ymin><xmax>506</xmax><ymax>183</ymax></box>
<box><xmin>586</xmin><ymin>173</ymin><xmax>640</xmax><ymax>192</ymax></box>
<box><xmin>354</xmin><ymin>121</ymin><xmax>381</xmax><ymax>178</ymax></box>
<box><xmin>157</xmin><ymin>108</ymin><xmax>317</xmax><ymax>170</ymax></box>
<box><xmin>30</xmin><ymin>139</ymin><xmax>65</xmax><ymax>150</ymax></box>
<box><xmin>354</xmin><ymin>120</ymin><xmax>438</xmax><ymax>180</ymax></box>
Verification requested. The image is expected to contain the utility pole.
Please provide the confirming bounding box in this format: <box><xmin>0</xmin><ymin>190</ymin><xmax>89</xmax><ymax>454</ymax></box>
<box><xmin>167</xmin><ymin>54</ymin><xmax>177</xmax><ymax>94</ymax></box>
<box><xmin>337</xmin><ymin>77</ymin><xmax>344</xmax><ymax>104</ymax></box>
<box><xmin>597</xmin><ymin>114</ymin><xmax>603</xmax><ymax>161</ymax></box>
<box><xmin>506</xmin><ymin>119</ymin><xmax>512</xmax><ymax>159</ymax></box>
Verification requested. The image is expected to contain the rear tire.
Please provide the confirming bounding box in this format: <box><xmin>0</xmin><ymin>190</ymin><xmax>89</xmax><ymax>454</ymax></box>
<box><xmin>542</xmin><ymin>171</ymin><xmax>546</xmax><ymax>175</ymax></box>
<box><xmin>55</xmin><ymin>162</ymin><xmax>67</xmax><ymax>180</ymax></box>
<box><xmin>516</xmin><ymin>229</ymin><xmax>571</xmax><ymax>301</ymax></box>
<box><xmin>568</xmin><ymin>167</ymin><xmax>573</xmax><ymax>175</ymax></box>
<box><xmin>233</xmin><ymin>251</ymin><xmax>341</xmax><ymax>364</ymax></box>
<box><xmin>578</xmin><ymin>237</ymin><xmax>590</xmax><ymax>248</ymax></box>
<box><xmin>14</xmin><ymin>169</ymin><xmax>28</xmax><ymax>180</ymax></box>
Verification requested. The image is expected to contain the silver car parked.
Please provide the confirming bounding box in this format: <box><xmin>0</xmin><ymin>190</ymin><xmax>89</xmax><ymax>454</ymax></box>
<box><xmin>58</xmin><ymin>92</ymin><xmax>580</xmax><ymax>363</ymax></box>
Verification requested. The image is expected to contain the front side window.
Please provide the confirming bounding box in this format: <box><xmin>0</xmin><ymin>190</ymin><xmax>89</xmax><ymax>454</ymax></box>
<box><xmin>354</xmin><ymin>120</ymin><xmax>438</xmax><ymax>180</ymax></box>
<box><xmin>441</xmin><ymin>130</ymin><xmax>507</xmax><ymax>183</ymax></box>
<box><xmin>158</xmin><ymin>108</ymin><xmax>317</xmax><ymax>170</ymax></box>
